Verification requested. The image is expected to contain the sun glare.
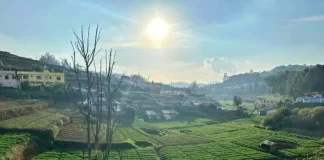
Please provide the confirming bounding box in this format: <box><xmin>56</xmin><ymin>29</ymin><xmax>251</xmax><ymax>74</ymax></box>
<box><xmin>147</xmin><ymin>18</ymin><xmax>168</xmax><ymax>40</ymax></box>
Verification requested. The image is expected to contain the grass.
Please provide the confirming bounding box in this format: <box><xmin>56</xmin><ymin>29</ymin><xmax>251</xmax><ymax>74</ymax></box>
<box><xmin>0</xmin><ymin>100</ymin><xmax>321</xmax><ymax>160</ymax></box>
<box><xmin>57</xmin><ymin>118</ymin><xmax>128</xmax><ymax>143</ymax></box>
<box><xmin>150</xmin><ymin>118</ymin><xmax>214</xmax><ymax>129</ymax></box>
<box><xmin>33</xmin><ymin>148</ymin><xmax>158</xmax><ymax>160</ymax></box>
<box><xmin>0</xmin><ymin>101</ymin><xmax>47</xmax><ymax>121</ymax></box>
<box><xmin>218</xmin><ymin>100</ymin><xmax>255</xmax><ymax>111</ymax></box>
<box><xmin>0</xmin><ymin>134</ymin><xmax>30</xmax><ymax>158</ymax></box>
<box><xmin>0</xmin><ymin>111</ymin><xmax>69</xmax><ymax>138</ymax></box>
<box><xmin>257</xmin><ymin>94</ymin><xmax>292</xmax><ymax>102</ymax></box>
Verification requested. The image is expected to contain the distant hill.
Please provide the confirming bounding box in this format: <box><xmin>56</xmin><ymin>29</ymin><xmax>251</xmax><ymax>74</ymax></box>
<box><xmin>0</xmin><ymin>50</ymin><xmax>43</xmax><ymax>70</ymax></box>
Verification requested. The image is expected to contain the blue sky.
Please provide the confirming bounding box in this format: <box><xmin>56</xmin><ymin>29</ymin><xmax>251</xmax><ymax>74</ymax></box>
<box><xmin>1</xmin><ymin>0</ymin><xmax>324</xmax><ymax>82</ymax></box>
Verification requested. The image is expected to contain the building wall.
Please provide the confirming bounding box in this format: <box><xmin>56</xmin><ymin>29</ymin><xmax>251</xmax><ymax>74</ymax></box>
<box><xmin>0</xmin><ymin>71</ymin><xmax>20</xmax><ymax>88</ymax></box>
<box><xmin>18</xmin><ymin>70</ymin><xmax>64</xmax><ymax>86</ymax></box>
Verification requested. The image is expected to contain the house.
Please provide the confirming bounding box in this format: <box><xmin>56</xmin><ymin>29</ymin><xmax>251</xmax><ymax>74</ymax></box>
<box><xmin>161</xmin><ymin>110</ymin><xmax>179</xmax><ymax>120</ymax></box>
<box><xmin>257</xmin><ymin>108</ymin><xmax>277</xmax><ymax>116</ymax></box>
<box><xmin>296</xmin><ymin>97</ymin><xmax>324</xmax><ymax>104</ymax></box>
<box><xmin>18</xmin><ymin>68</ymin><xmax>64</xmax><ymax>86</ymax></box>
<box><xmin>260</xmin><ymin>140</ymin><xmax>278</xmax><ymax>152</ymax></box>
<box><xmin>0</xmin><ymin>70</ymin><xmax>20</xmax><ymax>88</ymax></box>
<box><xmin>144</xmin><ymin>110</ymin><xmax>161</xmax><ymax>120</ymax></box>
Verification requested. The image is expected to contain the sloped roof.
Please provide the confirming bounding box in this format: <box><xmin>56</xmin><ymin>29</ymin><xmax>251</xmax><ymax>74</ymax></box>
<box><xmin>161</xmin><ymin>110</ymin><xmax>179</xmax><ymax>114</ymax></box>
<box><xmin>145</xmin><ymin>110</ymin><xmax>158</xmax><ymax>116</ymax></box>
<box><xmin>260</xmin><ymin>140</ymin><xmax>276</xmax><ymax>146</ymax></box>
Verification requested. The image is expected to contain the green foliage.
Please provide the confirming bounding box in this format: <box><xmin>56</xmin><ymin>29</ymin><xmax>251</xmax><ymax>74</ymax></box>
<box><xmin>265</xmin><ymin>65</ymin><xmax>324</xmax><ymax>96</ymax></box>
<box><xmin>0</xmin><ymin>134</ymin><xmax>31</xmax><ymax>158</ymax></box>
<box><xmin>262</xmin><ymin>106</ymin><xmax>324</xmax><ymax>131</ymax></box>
<box><xmin>31</xmin><ymin>64</ymin><xmax>43</xmax><ymax>72</ymax></box>
<box><xmin>120</xmin><ymin>107</ymin><xmax>136</xmax><ymax>126</ymax></box>
<box><xmin>0</xmin><ymin>87</ymin><xmax>30</xmax><ymax>99</ymax></box>
<box><xmin>233</xmin><ymin>95</ymin><xmax>243</xmax><ymax>108</ymax></box>
<box><xmin>39</xmin><ymin>52</ymin><xmax>60</xmax><ymax>65</ymax></box>
<box><xmin>20</xmin><ymin>81</ymin><xmax>30</xmax><ymax>90</ymax></box>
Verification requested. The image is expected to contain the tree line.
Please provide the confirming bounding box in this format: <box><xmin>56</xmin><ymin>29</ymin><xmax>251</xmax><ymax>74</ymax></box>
<box><xmin>264</xmin><ymin>65</ymin><xmax>324</xmax><ymax>97</ymax></box>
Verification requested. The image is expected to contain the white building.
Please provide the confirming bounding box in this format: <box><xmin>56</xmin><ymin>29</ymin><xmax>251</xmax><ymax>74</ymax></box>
<box><xmin>0</xmin><ymin>70</ymin><xmax>20</xmax><ymax>88</ymax></box>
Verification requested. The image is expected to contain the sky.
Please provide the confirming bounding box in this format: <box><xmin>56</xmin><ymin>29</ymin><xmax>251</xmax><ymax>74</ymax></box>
<box><xmin>1</xmin><ymin>0</ymin><xmax>324</xmax><ymax>83</ymax></box>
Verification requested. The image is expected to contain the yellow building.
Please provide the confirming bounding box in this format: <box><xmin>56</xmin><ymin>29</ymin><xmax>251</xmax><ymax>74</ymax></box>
<box><xmin>18</xmin><ymin>69</ymin><xmax>65</xmax><ymax>86</ymax></box>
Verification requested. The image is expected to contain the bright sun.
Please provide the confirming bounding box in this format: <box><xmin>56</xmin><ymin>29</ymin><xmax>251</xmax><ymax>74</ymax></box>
<box><xmin>147</xmin><ymin>18</ymin><xmax>168</xmax><ymax>40</ymax></box>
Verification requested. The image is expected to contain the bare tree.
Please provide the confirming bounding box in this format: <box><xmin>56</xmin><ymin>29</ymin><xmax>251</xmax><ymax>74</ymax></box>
<box><xmin>103</xmin><ymin>49</ymin><xmax>125</xmax><ymax>160</ymax></box>
<box><xmin>62</xmin><ymin>24</ymin><xmax>101</xmax><ymax>160</ymax></box>
<box><xmin>63</xmin><ymin>25</ymin><xmax>124</xmax><ymax>160</ymax></box>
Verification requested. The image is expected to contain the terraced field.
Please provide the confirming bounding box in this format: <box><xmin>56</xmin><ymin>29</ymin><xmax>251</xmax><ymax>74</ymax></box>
<box><xmin>57</xmin><ymin>118</ymin><xmax>128</xmax><ymax>143</ymax></box>
<box><xmin>33</xmin><ymin>148</ymin><xmax>158</xmax><ymax>160</ymax></box>
<box><xmin>0</xmin><ymin>111</ymin><xmax>69</xmax><ymax>138</ymax></box>
<box><xmin>0</xmin><ymin>102</ymin><xmax>321</xmax><ymax>160</ymax></box>
<box><xmin>0</xmin><ymin>134</ymin><xmax>31</xmax><ymax>158</ymax></box>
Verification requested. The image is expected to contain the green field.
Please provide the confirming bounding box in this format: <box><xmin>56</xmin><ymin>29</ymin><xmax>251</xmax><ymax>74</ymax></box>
<box><xmin>0</xmin><ymin>101</ymin><xmax>322</xmax><ymax>160</ymax></box>
<box><xmin>218</xmin><ymin>100</ymin><xmax>255</xmax><ymax>110</ymax></box>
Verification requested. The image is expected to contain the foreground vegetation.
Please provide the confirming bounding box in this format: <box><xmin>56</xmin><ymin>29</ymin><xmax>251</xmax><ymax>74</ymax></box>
<box><xmin>0</xmin><ymin>98</ymin><xmax>323</xmax><ymax>160</ymax></box>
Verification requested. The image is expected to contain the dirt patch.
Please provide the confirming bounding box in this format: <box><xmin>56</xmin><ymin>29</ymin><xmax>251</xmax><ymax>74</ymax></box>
<box><xmin>5</xmin><ymin>143</ymin><xmax>26</xmax><ymax>160</ymax></box>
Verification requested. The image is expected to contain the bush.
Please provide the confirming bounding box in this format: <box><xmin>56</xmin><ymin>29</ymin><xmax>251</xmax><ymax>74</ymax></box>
<box><xmin>134</xmin><ymin>141</ymin><xmax>153</xmax><ymax>147</ymax></box>
<box><xmin>120</xmin><ymin>107</ymin><xmax>136</xmax><ymax>126</ymax></box>
<box><xmin>262</xmin><ymin>106</ymin><xmax>324</xmax><ymax>131</ymax></box>
<box><xmin>0</xmin><ymin>87</ymin><xmax>30</xmax><ymax>99</ymax></box>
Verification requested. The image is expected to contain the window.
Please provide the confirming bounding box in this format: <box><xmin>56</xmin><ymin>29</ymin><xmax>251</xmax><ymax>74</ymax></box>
<box><xmin>56</xmin><ymin>77</ymin><xmax>61</xmax><ymax>81</ymax></box>
<box><xmin>23</xmin><ymin>75</ymin><xmax>28</xmax><ymax>79</ymax></box>
<box><xmin>5</xmin><ymin>75</ymin><xmax>9</xmax><ymax>80</ymax></box>
<box><xmin>36</xmin><ymin>76</ymin><xmax>42</xmax><ymax>80</ymax></box>
<box><xmin>12</xmin><ymin>75</ymin><xmax>17</xmax><ymax>79</ymax></box>
<box><xmin>50</xmin><ymin>76</ymin><xmax>52</xmax><ymax>79</ymax></box>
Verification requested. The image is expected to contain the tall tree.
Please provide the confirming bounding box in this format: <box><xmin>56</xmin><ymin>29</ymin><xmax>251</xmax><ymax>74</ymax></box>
<box><xmin>233</xmin><ymin>95</ymin><xmax>242</xmax><ymax>110</ymax></box>
<box><xmin>190</xmin><ymin>80</ymin><xmax>198</xmax><ymax>93</ymax></box>
<box><xmin>103</xmin><ymin>49</ymin><xmax>125</xmax><ymax>160</ymax></box>
<box><xmin>39</xmin><ymin>52</ymin><xmax>60</xmax><ymax>65</ymax></box>
<box><xmin>0</xmin><ymin>59</ymin><xmax>3</xmax><ymax>67</ymax></box>
<box><xmin>62</xmin><ymin>25</ymin><xmax>101</xmax><ymax>160</ymax></box>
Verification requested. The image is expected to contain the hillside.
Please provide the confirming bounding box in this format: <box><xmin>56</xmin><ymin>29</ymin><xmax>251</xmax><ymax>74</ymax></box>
<box><xmin>201</xmin><ymin>64</ymin><xmax>312</xmax><ymax>100</ymax></box>
<box><xmin>0</xmin><ymin>50</ymin><xmax>43</xmax><ymax>70</ymax></box>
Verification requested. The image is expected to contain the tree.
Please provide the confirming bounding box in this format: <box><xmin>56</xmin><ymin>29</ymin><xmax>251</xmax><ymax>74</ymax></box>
<box><xmin>102</xmin><ymin>49</ymin><xmax>125</xmax><ymax>160</ymax></box>
<box><xmin>233</xmin><ymin>95</ymin><xmax>242</xmax><ymax>110</ymax></box>
<box><xmin>62</xmin><ymin>25</ymin><xmax>102</xmax><ymax>160</ymax></box>
<box><xmin>190</xmin><ymin>80</ymin><xmax>198</xmax><ymax>93</ymax></box>
<box><xmin>223</xmin><ymin>73</ymin><xmax>229</xmax><ymax>82</ymax></box>
<box><xmin>39</xmin><ymin>52</ymin><xmax>60</xmax><ymax>65</ymax></box>
<box><xmin>0</xmin><ymin>59</ymin><xmax>3</xmax><ymax>67</ymax></box>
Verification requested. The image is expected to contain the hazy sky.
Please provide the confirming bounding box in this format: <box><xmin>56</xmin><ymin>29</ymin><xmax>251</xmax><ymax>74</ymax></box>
<box><xmin>1</xmin><ymin>0</ymin><xmax>324</xmax><ymax>82</ymax></box>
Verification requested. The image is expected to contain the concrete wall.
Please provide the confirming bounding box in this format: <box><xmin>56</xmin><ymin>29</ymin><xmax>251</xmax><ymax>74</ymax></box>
<box><xmin>18</xmin><ymin>70</ymin><xmax>64</xmax><ymax>86</ymax></box>
<box><xmin>0</xmin><ymin>71</ymin><xmax>20</xmax><ymax>88</ymax></box>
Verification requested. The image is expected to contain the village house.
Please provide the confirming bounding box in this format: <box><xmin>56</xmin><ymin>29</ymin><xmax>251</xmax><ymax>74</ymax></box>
<box><xmin>144</xmin><ymin>110</ymin><xmax>161</xmax><ymax>121</ymax></box>
<box><xmin>0</xmin><ymin>70</ymin><xmax>20</xmax><ymax>88</ymax></box>
<box><xmin>161</xmin><ymin>110</ymin><xmax>179</xmax><ymax>120</ymax></box>
<box><xmin>257</xmin><ymin>108</ymin><xmax>277</xmax><ymax>116</ymax></box>
<box><xmin>260</xmin><ymin>140</ymin><xmax>279</xmax><ymax>152</ymax></box>
<box><xmin>295</xmin><ymin>92</ymin><xmax>324</xmax><ymax>103</ymax></box>
<box><xmin>18</xmin><ymin>65</ymin><xmax>64</xmax><ymax>86</ymax></box>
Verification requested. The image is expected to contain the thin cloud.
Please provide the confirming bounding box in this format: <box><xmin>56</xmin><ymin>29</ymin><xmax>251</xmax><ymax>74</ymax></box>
<box><xmin>288</xmin><ymin>15</ymin><xmax>324</xmax><ymax>22</ymax></box>
<box><xmin>66</xmin><ymin>0</ymin><xmax>139</xmax><ymax>24</ymax></box>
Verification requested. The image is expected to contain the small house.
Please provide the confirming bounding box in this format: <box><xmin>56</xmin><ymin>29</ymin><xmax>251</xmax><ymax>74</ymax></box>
<box><xmin>296</xmin><ymin>97</ymin><xmax>324</xmax><ymax>104</ymax></box>
<box><xmin>0</xmin><ymin>70</ymin><xmax>20</xmax><ymax>88</ymax></box>
<box><xmin>144</xmin><ymin>110</ymin><xmax>161</xmax><ymax>120</ymax></box>
<box><xmin>260</xmin><ymin>140</ymin><xmax>278</xmax><ymax>152</ymax></box>
<box><xmin>161</xmin><ymin>110</ymin><xmax>179</xmax><ymax>120</ymax></box>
